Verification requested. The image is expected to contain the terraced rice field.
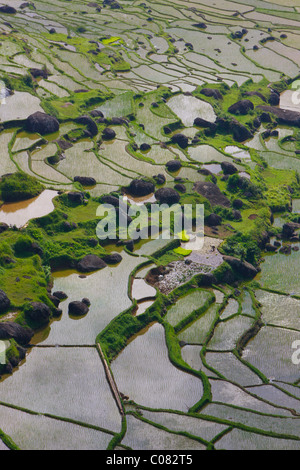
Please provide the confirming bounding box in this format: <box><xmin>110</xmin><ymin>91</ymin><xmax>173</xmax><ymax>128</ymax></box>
<box><xmin>0</xmin><ymin>0</ymin><xmax>299</xmax><ymax>452</ymax></box>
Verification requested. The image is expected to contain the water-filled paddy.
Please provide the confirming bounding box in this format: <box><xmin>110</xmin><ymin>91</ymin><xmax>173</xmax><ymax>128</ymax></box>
<box><xmin>0</xmin><ymin>347</ymin><xmax>121</xmax><ymax>432</ymax></box>
<box><xmin>39</xmin><ymin>253</ymin><xmax>142</xmax><ymax>345</ymax></box>
<box><xmin>0</xmin><ymin>404</ymin><xmax>113</xmax><ymax>450</ymax></box>
<box><xmin>111</xmin><ymin>323</ymin><xmax>204</xmax><ymax>411</ymax></box>
<box><xmin>122</xmin><ymin>415</ymin><xmax>206</xmax><ymax>450</ymax></box>
<box><xmin>0</xmin><ymin>190</ymin><xmax>58</xmax><ymax>227</ymax></box>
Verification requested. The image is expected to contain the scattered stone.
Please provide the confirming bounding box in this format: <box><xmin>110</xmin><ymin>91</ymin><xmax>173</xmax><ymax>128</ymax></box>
<box><xmin>265</xmin><ymin>243</ymin><xmax>277</xmax><ymax>252</ymax></box>
<box><xmin>0</xmin><ymin>5</ymin><xmax>16</xmax><ymax>13</ymax></box>
<box><xmin>170</xmin><ymin>133</ymin><xmax>189</xmax><ymax>149</ymax></box>
<box><xmin>140</xmin><ymin>143</ymin><xmax>151</xmax><ymax>151</ymax></box>
<box><xmin>75</xmin><ymin>115</ymin><xmax>98</xmax><ymax>137</ymax></box>
<box><xmin>200</xmin><ymin>88</ymin><xmax>222</xmax><ymax>100</ymax></box>
<box><xmin>279</xmin><ymin>245</ymin><xmax>292</xmax><ymax>255</ymax></box>
<box><xmin>223</xmin><ymin>255</ymin><xmax>258</xmax><ymax>279</ymax></box>
<box><xmin>128</xmin><ymin>179</ymin><xmax>155</xmax><ymax>197</ymax></box>
<box><xmin>232</xmin><ymin>199</ymin><xmax>243</xmax><ymax>209</ymax></box>
<box><xmin>228</xmin><ymin>99</ymin><xmax>254</xmax><ymax>115</ymax></box>
<box><xmin>102</xmin><ymin>253</ymin><xmax>122</xmax><ymax>264</ymax></box>
<box><xmin>174</xmin><ymin>183</ymin><xmax>186</xmax><ymax>193</ymax></box>
<box><xmin>102</xmin><ymin>127</ymin><xmax>116</xmax><ymax>140</ymax></box>
<box><xmin>194</xmin><ymin>181</ymin><xmax>231</xmax><ymax>207</ymax></box>
<box><xmin>155</xmin><ymin>187</ymin><xmax>180</xmax><ymax>205</ymax></box>
<box><xmin>282</xmin><ymin>222</ymin><xmax>300</xmax><ymax>239</ymax></box>
<box><xmin>74</xmin><ymin>176</ymin><xmax>96</xmax><ymax>186</ymax></box>
<box><xmin>67</xmin><ymin>192</ymin><xmax>84</xmax><ymax>204</ymax></box>
<box><xmin>77</xmin><ymin>255</ymin><xmax>107</xmax><ymax>272</ymax></box>
<box><xmin>0</xmin><ymin>322</ymin><xmax>33</xmax><ymax>345</ymax></box>
<box><xmin>25</xmin><ymin>302</ymin><xmax>51</xmax><ymax>326</ymax></box>
<box><xmin>166</xmin><ymin>160</ymin><xmax>182</xmax><ymax>172</ymax></box>
<box><xmin>221</xmin><ymin>161</ymin><xmax>238</xmax><ymax>175</ymax></box>
<box><xmin>230</xmin><ymin>119</ymin><xmax>253</xmax><ymax>142</ymax></box>
<box><xmin>68</xmin><ymin>300</ymin><xmax>89</xmax><ymax>316</ymax></box>
<box><xmin>205</xmin><ymin>213</ymin><xmax>222</xmax><ymax>227</ymax></box>
<box><xmin>193</xmin><ymin>117</ymin><xmax>217</xmax><ymax>131</ymax></box>
<box><xmin>153</xmin><ymin>174</ymin><xmax>166</xmax><ymax>185</ymax></box>
<box><xmin>0</xmin><ymin>290</ymin><xmax>10</xmax><ymax>313</ymax></box>
<box><xmin>26</xmin><ymin>112</ymin><xmax>59</xmax><ymax>135</ymax></box>
<box><xmin>30</xmin><ymin>68</ymin><xmax>49</xmax><ymax>79</ymax></box>
<box><xmin>268</xmin><ymin>91</ymin><xmax>280</xmax><ymax>106</ymax></box>
<box><xmin>256</xmin><ymin>106</ymin><xmax>300</xmax><ymax>127</ymax></box>
<box><xmin>53</xmin><ymin>291</ymin><xmax>68</xmax><ymax>301</ymax></box>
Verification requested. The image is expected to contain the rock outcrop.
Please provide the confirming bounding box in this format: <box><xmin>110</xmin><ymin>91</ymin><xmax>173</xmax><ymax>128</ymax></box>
<box><xmin>155</xmin><ymin>187</ymin><xmax>180</xmax><ymax>205</ymax></box>
<box><xmin>0</xmin><ymin>322</ymin><xmax>33</xmax><ymax>345</ymax></box>
<box><xmin>0</xmin><ymin>290</ymin><xmax>10</xmax><ymax>313</ymax></box>
<box><xmin>223</xmin><ymin>255</ymin><xmax>258</xmax><ymax>279</ymax></box>
<box><xmin>74</xmin><ymin>176</ymin><xmax>96</xmax><ymax>186</ymax></box>
<box><xmin>26</xmin><ymin>112</ymin><xmax>60</xmax><ymax>135</ymax></box>
<box><xmin>128</xmin><ymin>179</ymin><xmax>155</xmax><ymax>197</ymax></box>
<box><xmin>77</xmin><ymin>254</ymin><xmax>107</xmax><ymax>272</ymax></box>
<box><xmin>194</xmin><ymin>181</ymin><xmax>231</xmax><ymax>207</ymax></box>
<box><xmin>68</xmin><ymin>300</ymin><xmax>89</xmax><ymax>316</ymax></box>
<box><xmin>228</xmin><ymin>99</ymin><xmax>254</xmax><ymax>115</ymax></box>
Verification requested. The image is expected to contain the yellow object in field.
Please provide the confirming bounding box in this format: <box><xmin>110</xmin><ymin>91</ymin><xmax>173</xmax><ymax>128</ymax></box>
<box><xmin>177</xmin><ymin>230</ymin><xmax>190</xmax><ymax>242</ymax></box>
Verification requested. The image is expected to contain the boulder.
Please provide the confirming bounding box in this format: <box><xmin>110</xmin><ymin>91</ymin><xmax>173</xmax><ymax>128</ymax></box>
<box><xmin>155</xmin><ymin>187</ymin><xmax>180</xmax><ymax>205</ymax></box>
<box><xmin>74</xmin><ymin>176</ymin><xmax>96</xmax><ymax>186</ymax></box>
<box><xmin>256</xmin><ymin>106</ymin><xmax>300</xmax><ymax>127</ymax></box>
<box><xmin>230</xmin><ymin>119</ymin><xmax>253</xmax><ymax>142</ymax></box>
<box><xmin>102</xmin><ymin>128</ymin><xmax>116</xmax><ymax>140</ymax></box>
<box><xmin>200</xmin><ymin>88</ymin><xmax>223</xmax><ymax>100</ymax></box>
<box><xmin>174</xmin><ymin>183</ymin><xmax>186</xmax><ymax>193</ymax></box>
<box><xmin>166</xmin><ymin>160</ymin><xmax>182</xmax><ymax>172</ymax></box>
<box><xmin>170</xmin><ymin>133</ymin><xmax>189</xmax><ymax>149</ymax></box>
<box><xmin>282</xmin><ymin>222</ymin><xmax>300</xmax><ymax>239</ymax></box>
<box><xmin>0</xmin><ymin>223</ymin><xmax>9</xmax><ymax>234</ymax></box>
<box><xmin>89</xmin><ymin>109</ymin><xmax>104</xmax><ymax>118</ymax></box>
<box><xmin>128</xmin><ymin>179</ymin><xmax>155</xmax><ymax>197</ymax></box>
<box><xmin>82</xmin><ymin>298</ymin><xmax>91</xmax><ymax>307</ymax></box>
<box><xmin>77</xmin><ymin>255</ymin><xmax>107</xmax><ymax>272</ymax></box>
<box><xmin>140</xmin><ymin>143</ymin><xmax>151</xmax><ymax>151</ymax></box>
<box><xmin>53</xmin><ymin>291</ymin><xmax>68</xmax><ymax>301</ymax></box>
<box><xmin>67</xmin><ymin>191</ymin><xmax>84</xmax><ymax>204</ymax></box>
<box><xmin>228</xmin><ymin>99</ymin><xmax>254</xmax><ymax>115</ymax></box>
<box><xmin>102</xmin><ymin>253</ymin><xmax>122</xmax><ymax>264</ymax></box>
<box><xmin>30</xmin><ymin>68</ymin><xmax>49</xmax><ymax>79</ymax></box>
<box><xmin>198</xmin><ymin>273</ymin><xmax>217</xmax><ymax>287</ymax></box>
<box><xmin>111</xmin><ymin>117</ymin><xmax>128</xmax><ymax>126</ymax></box>
<box><xmin>26</xmin><ymin>112</ymin><xmax>59</xmax><ymax>135</ymax></box>
<box><xmin>0</xmin><ymin>290</ymin><xmax>10</xmax><ymax>313</ymax></box>
<box><xmin>0</xmin><ymin>5</ymin><xmax>16</xmax><ymax>13</ymax></box>
<box><xmin>75</xmin><ymin>115</ymin><xmax>98</xmax><ymax>137</ymax></box>
<box><xmin>48</xmin><ymin>294</ymin><xmax>60</xmax><ymax>308</ymax></box>
<box><xmin>25</xmin><ymin>302</ymin><xmax>51</xmax><ymax>325</ymax></box>
<box><xmin>68</xmin><ymin>301</ymin><xmax>89</xmax><ymax>316</ymax></box>
<box><xmin>268</xmin><ymin>92</ymin><xmax>280</xmax><ymax>106</ymax></box>
<box><xmin>232</xmin><ymin>199</ymin><xmax>243</xmax><ymax>209</ymax></box>
<box><xmin>194</xmin><ymin>181</ymin><xmax>231</xmax><ymax>207</ymax></box>
<box><xmin>265</xmin><ymin>243</ymin><xmax>277</xmax><ymax>252</ymax></box>
<box><xmin>233</xmin><ymin>210</ymin><xmax>242</xmax><ymax>220</ymax></box>
<box><xmin>193</xmin><ymin>117</ymin><xmax>217</xmax><ymax>131</ymax></box>
<box><xmin>0</xmin><ymin>322</ymin><xmax>33</xmax><ymax>345</ymax></box>
<box><xmin>223</xmin><ymin>255</ymin><xmax>258</xmax><ymax>279</ymax></box>
<box><xmin>244</xmin><ymin>91</ymin><xmax>266</xmax><ymax>102</ymax></box>
<box><xmin>260</xmin><ymin>112</ymin><xmax>272</xmax><ymax>123</ymax></box>
<box><xmin>279</xmin><ymin>245</ymin><xmax>292</xmax><ymax>255</ymax></box>
<box><xmin>153</xmin><ymin>174</ymin><xmax>166</xmax><ymax>185</ymax></box>
<box><xmin>205</xmin><ymin>213</ymin><xmax>222</xmax><ymax>227</ymax></box>
<box><xmin>221</xmin><ymin>161</ymin><xmax>238</xmax><ymax>175</ymax></box>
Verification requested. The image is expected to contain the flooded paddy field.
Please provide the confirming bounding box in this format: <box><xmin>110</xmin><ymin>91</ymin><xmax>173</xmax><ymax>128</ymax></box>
<box><xmin>0</xmin><ymin>0</ymin><xmax>299</xmax><ymax>452</ymax></box>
